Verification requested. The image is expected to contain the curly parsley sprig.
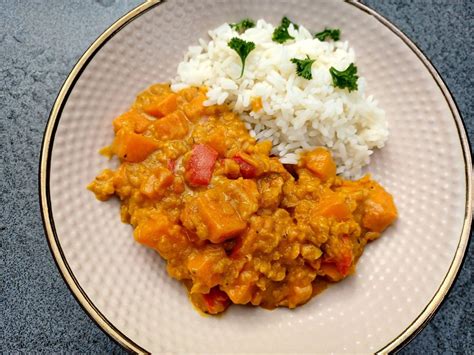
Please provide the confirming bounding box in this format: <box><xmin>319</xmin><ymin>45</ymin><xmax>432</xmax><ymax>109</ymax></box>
<box><xmin>291</xmin><ymin>56</ymin><xmax>316</xmax><ymax>80</ymax></box>
<box><xmin>329</xmin><ymin>63</ymin><xmax>359</xmax><ymax>92</ymax></box>
<box><xmin>314</xmin><ymin>28</ymin><xmax>340</xmax><ymax>41</ymax></box>
<box><xmin>228</xmin><ymin>37</ymin><xmax>256</xmax><ymax>78</ymax></box>
<box><xmin>272</xmin><ymin>16</ymin><xmax>299</xmax><ymax>43</ymax></box>
<box><xmin>230</xmin><ymin>18</ymin><xmax>255</xmax><ymax>33</ymax></box>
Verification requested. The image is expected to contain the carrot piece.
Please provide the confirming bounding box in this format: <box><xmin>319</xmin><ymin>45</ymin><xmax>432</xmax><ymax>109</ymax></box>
<box><xmin>151</xmin><ymin>110</ymin><xmax>189</xmax><ymax>140</ymax></box>
<box><xmin>362</xmin><ymin>182</ymin><xmax>397</xmax><ymax>232</ymax></box>
<box><xmin>185</xmin><ymin>144</ymin><xmax>218</xmax><ymax>186</ymax></box>
<box><xmin>142</xmin><ymin>93</ymin><xmax>178</xmax><ymax>118</ymax></box>
<box><xmin>303</xmin><ymin>147</ymin><xmax>337</xmax><ymax>181</ymax></box>
<box><xmin>314</xmin><ymin>192</ymin><xmax>351</xmax><ymax>220</ymax></box>
<box><xmin>251</xmin><ymin>96</ymin><xmax>263</xmax><ymax>112</ymax></box>
<box><xmin>195</xmin><ymin>191</ymin><xmax>247</xmax><ymax>243</ymax></box>
<box><xmin>112</xmin><ymin>131</ymin><xmax>159</xmax><ymax>163</ymax></box>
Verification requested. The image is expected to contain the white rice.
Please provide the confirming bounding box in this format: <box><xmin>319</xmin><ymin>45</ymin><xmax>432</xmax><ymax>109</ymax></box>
<box><xmin>171</xmin><ymin>19</ymin><xmax>388</xmax><ymax>177</ymax></box>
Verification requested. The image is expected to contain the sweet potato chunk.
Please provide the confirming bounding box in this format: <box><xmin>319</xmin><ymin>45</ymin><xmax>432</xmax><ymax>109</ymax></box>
<box><xmin>302</xmin><ymin>147</ymin><xmax>337</xmax><ymax>181</ymax></box>
<box><xmin>203</xmin><ymin>126</ymin><xmax>227</xmax><ymax>156</ymax></box>
<box><xmin>134</xmin><ymin>214</ymin><xmax>172</xmax><ymax>249</ymax></box>
<box><xmin>113</xmin><ymin>110</ymin><xmax>151</xmax><ymax>133</ymax></box>
<box><xmin>362</xmin><ymin>182</ymin><xmax>397</xmax><ymax>232</ymax></box>
<box><xmin>112</xmin><ymin>131</ymin><xmax>159</xmax><ymax>163</ymax></box>
<box><xmin>151</xmin><ymin>110</ymin><xmax>188</xmax><ymax>140</ymax></box>
<box><xmin>195</xmin><ymin>191</ymin><xmax>247</xmax><ymax>243</ymax></box>
<box><xmin>151</xmin><ymin>110</ymin><xmax>189</xmax><ymax>140</ymax></box>
<box><xmin>143</xmin><ymin>93</ymin><xmax>178</xmax><ymax>118</ymax></box>
<box><xmin>134</xmin><ymin>215</ymin><xmax>190</xmax><ymax>261</ymax></box>
<box><xmin>314</xmin><ymin>192</ymin><xmax>351</xmax><ymax>220</ymax></box>
<box><xmin>181</xmin><ymin>180</ymin><xmax>258</xmax><ymax>243</ymax></box>
<box><xmin>183</xmin><ymin>92</ymin><xmax>206</xmax><ymax>122</ymax></box>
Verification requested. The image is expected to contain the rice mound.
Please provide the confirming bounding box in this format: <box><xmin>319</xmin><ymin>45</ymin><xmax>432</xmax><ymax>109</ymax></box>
<box><xmin>171</xmin><ymin>19</ymin><xmax>388</xmax><ymax>177</ymax></box>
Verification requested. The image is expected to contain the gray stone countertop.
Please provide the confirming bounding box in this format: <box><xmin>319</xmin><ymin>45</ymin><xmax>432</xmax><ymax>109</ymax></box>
<box><xmin>1</xmin><ymin>0</ymin><xmax>472</xmax><ymax>353</ymax></box>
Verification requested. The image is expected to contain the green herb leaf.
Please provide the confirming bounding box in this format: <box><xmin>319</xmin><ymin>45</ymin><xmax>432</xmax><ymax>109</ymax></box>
<box><xmin>329</xmin><ymin>63</ymin><xmax>359</xmax><ymax>92</ymax></box>
<box><xmin>230</xmin><ymin>18</ymin><xmax>256</xmax><ymax>33</ymax></box>
<box><xmin>228</xmin><ymin>37</ymin><xmax>256</xmax><ymax>78</ymax></box>
<box><xmin>314</xmin><ymin>28</ymin><xmax>341</xmax><ymax>41</ymax></box>
<box><xmin>272</xmin><ymin>16</ymin><xmax>299</xmax><ymax>43</ymax></box>
<box><xmin>291</xmin><ymin>55</ymin><xmax>316</xmax><ymax>80</ymax></box>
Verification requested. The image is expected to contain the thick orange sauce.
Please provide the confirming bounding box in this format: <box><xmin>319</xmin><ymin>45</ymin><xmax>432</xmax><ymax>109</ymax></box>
<box><xmin>88</xmin><ymin>83</ymin><xmax>397</xmax><ymax>314</ymax></box>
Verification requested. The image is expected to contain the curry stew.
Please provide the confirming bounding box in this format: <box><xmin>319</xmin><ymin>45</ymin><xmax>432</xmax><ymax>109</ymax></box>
<box><xmin>88</xmin><ymin>84</ymin><xmax>397</xmax><ymax>314</ymax></box>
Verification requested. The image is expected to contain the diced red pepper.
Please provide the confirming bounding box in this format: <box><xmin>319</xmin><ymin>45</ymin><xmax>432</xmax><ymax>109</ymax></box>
<box><xmin>233</xmin><ymin>156</ymin><xmax>257</xmax><ymax>179</ymax></box>
<box><xmin>322</xmin><ymin>236</ymin><xmax>354</xmax><ymax>277</ymax></box>
<box><xmin>185</xmin><ymin>144</ymin><xmax>218</xmax><ymax>186</ymax></box>
<box><xmin>203</xmin><ymin>287</ymin><xmax>230</xmax><ymax>314</ymax></box>
<box><xmin>167</xmin><ymin>159</ymin><xmax>176</xmax><ymax>173</ymax></box>
<box><xmin>338</xmin><ymin>235</ymin><xmax>353</xmax><ymax>275</ymax></box>
<box><xmin>335</xmin><ymin>254</ymin><xmax>352</xmax><ymax>276</ymax></box>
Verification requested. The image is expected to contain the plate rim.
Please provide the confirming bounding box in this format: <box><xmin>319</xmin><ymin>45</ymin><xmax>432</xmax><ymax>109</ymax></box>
<box><xmin>38</xmin><ymin>0</ymin><xmax>473</xmax><ymax>353</ymax></box>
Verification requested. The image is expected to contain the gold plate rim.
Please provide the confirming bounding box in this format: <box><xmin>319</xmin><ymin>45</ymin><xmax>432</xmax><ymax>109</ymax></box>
<box><xmin>39</xmin><ymin>0</ymin><xmax>472</xmax><ymax>353</ymax></box>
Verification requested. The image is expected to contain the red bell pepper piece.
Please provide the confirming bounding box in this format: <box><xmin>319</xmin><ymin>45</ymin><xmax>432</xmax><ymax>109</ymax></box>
<box><xmin>233</xmin><ymin>155</ymin><xmax>257</xmax><ymax>179</ymax></box>
<box><xmin>335</xmin><ymin>254</ymin><xmax>352</xmax><ymax>276</ymax></box>
<box><xmin>203</xmin><ymin>287</ymin><xmax>230</xmax><ymax>314</ymax></box>
<box><xmin>185</xmin><ymin>144</ymin><xmax>218</xmax><ymax>186</ymax></box>
<box><xmin>167</xmin><ymin>159</ymin><xmax>176</xmax><ymax>173</ymax></box>
<box><xmin>322</xmin><ymin>235</ymin><xmax>354</xmax><ymax>277</ymax></box>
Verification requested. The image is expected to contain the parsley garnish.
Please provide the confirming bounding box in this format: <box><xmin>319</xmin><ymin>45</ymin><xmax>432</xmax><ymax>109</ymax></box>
<box><xmin>329</xmin><ymin>63</ymin><xmax>359</xmax><ymax>92</ymax></box>
<box><xmin>272</xmin><ymin>16</ymin><xmax>299</xmax><ymax>43</ymax></box>
<box><xmin>314</xmin><ymin>28</ymin><xmax>341</xmax><ymax>41</ymax></box>
<box><xmin>228</xmin><ymin>37</ymin><xmax>256</xmax><ymax>78</ymax></box>
<box><xmin>291</xmin><ymin>56</ymin><xmax>316</xmax><ymax>80</ymax></box>
<box><xmin>230</xmin><ymin>18</ymin><xmax>255</xmax><ymax>33</ymax></box>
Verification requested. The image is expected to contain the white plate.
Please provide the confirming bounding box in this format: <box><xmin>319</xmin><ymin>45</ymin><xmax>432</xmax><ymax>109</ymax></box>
<box><xmin>40</xmin><ymin>0</ymin><xmax>472</xmax><ymax>353</ymax></box>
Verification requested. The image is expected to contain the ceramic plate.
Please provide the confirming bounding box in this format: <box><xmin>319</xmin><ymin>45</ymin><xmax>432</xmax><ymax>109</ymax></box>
<box><xmin>40</xmin><ymin>0</ymin><xmax>472</xmax><ymax>353</ymax></box>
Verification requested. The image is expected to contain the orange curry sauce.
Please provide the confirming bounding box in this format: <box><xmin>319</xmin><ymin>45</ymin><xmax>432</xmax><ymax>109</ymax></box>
<box><xmin>88</xmin><ymin>84</ymin><xmax>397</xmax><ymax>314</ymax></box>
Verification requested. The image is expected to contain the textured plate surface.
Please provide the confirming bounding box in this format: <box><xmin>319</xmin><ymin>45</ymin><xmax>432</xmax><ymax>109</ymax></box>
<box><xmin>44</xmin><ymin>0</ymin><xmax>471</xmax><ymax>353</ymax></box>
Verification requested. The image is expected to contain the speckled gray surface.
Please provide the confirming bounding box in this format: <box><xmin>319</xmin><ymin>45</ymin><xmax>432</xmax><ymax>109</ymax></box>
<box><xmin>1</xmin><ymin>0</ymin><xmax>472</xmax><ymax>353</ymax></box>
